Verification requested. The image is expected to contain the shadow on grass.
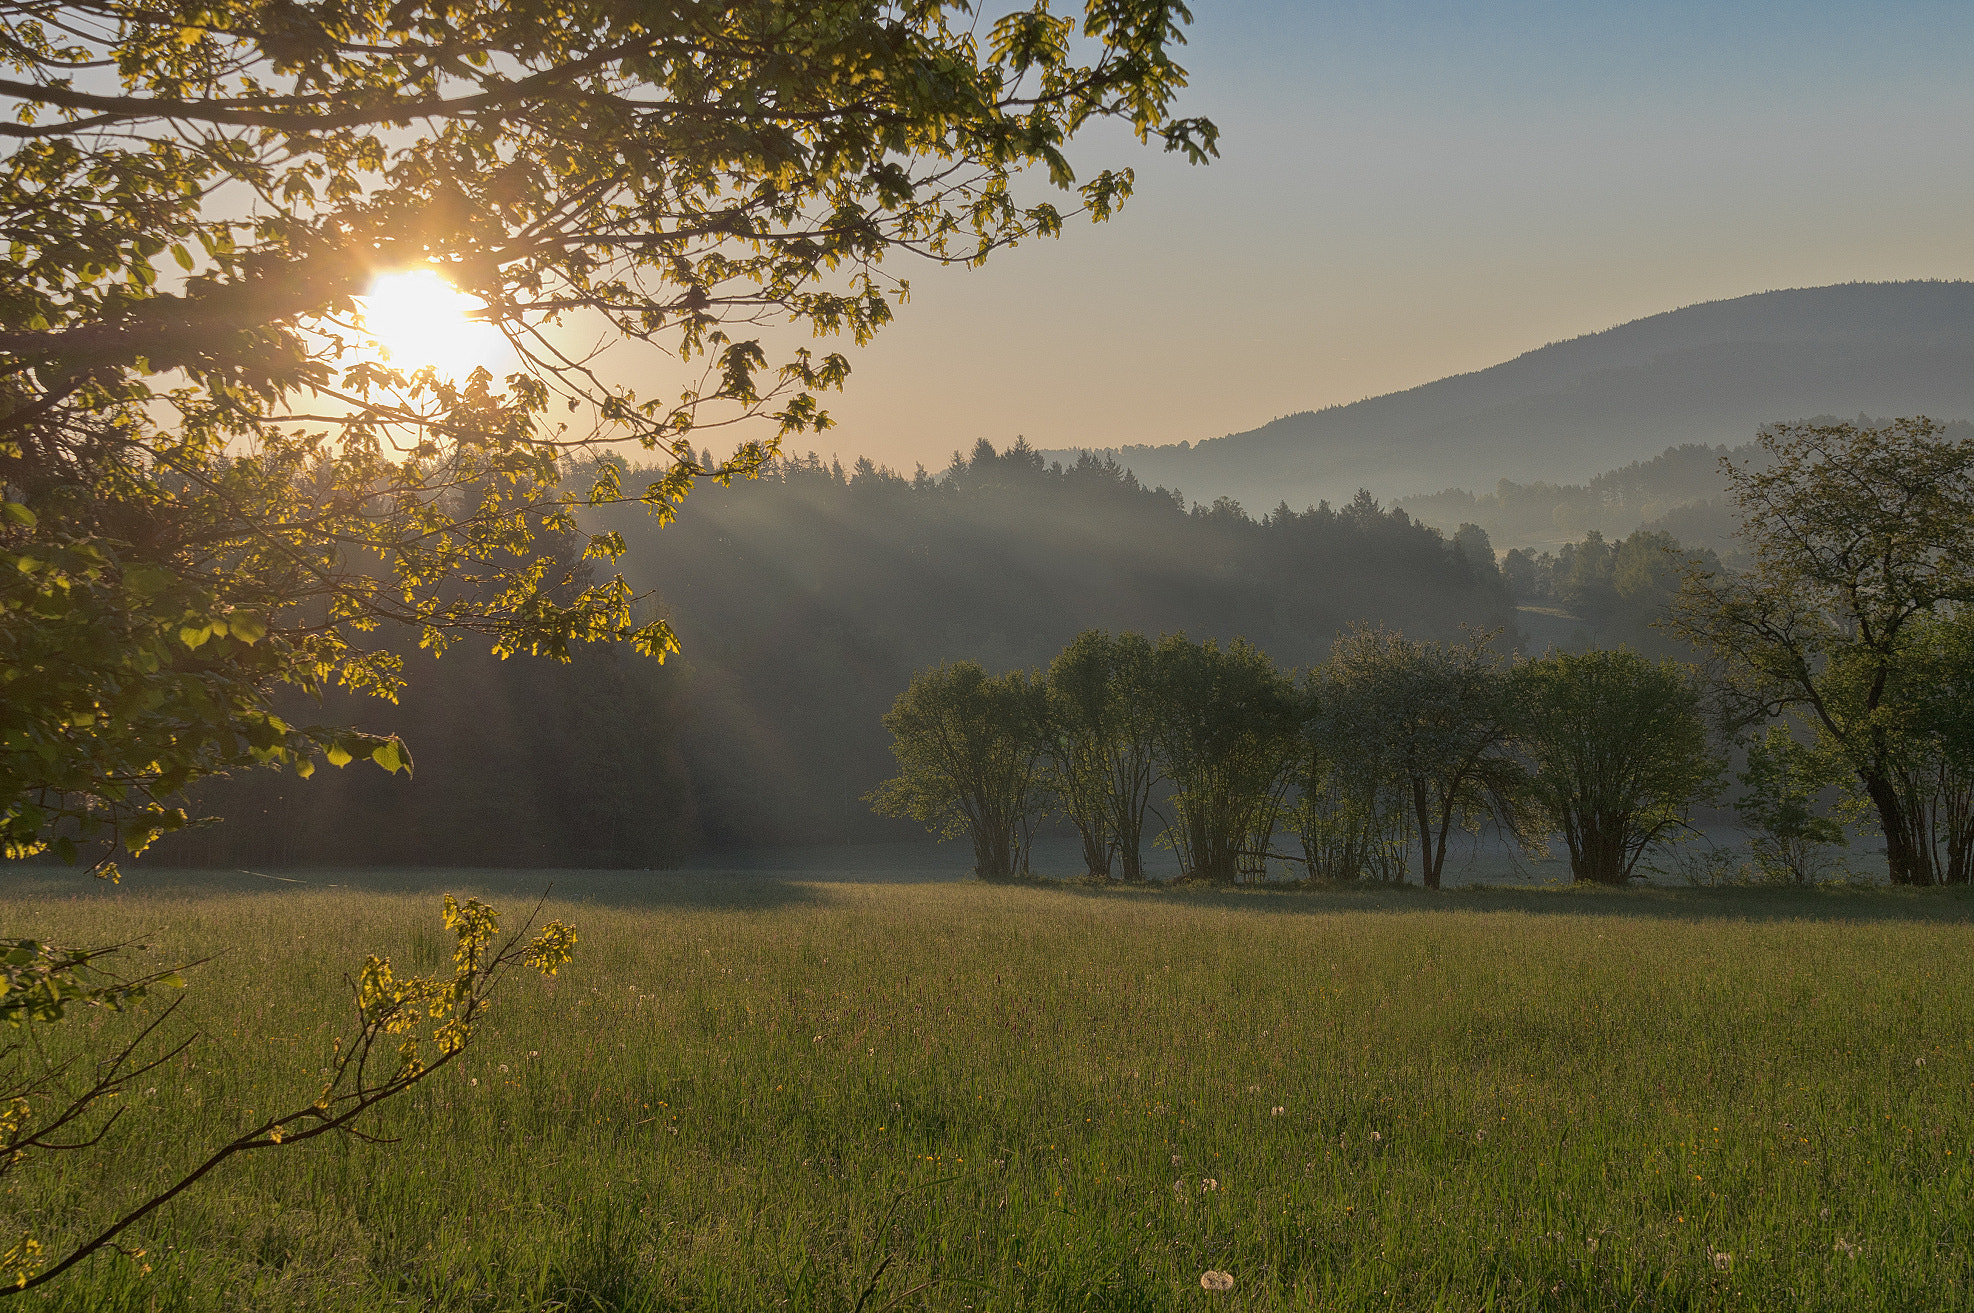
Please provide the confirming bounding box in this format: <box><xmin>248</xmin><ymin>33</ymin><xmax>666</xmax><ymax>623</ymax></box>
<box><xmin>1030</xmin><ymin>876</ymin><xmax>1974</xmax><ymax>925</ymax></box>
<box><xmin>9</xmin><ymin>852</ymin><xmax>1973</xmax><ymax>925</ymax></box>
<box><xmin>0</xmin><ymin>863</ymin><xmax>843</xmax><ymax>913</ymax></box>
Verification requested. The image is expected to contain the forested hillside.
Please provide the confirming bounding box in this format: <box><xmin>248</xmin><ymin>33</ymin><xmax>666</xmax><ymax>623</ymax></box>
<box><xmin>154</xmin><ymin>441</ymin><xmax>1516</xmax><ymax>865</ymax></box>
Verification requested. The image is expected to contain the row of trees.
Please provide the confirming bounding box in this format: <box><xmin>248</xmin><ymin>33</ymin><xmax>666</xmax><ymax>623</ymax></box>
<box><xmin>870</xmin><ymin>628</ymin><xmax>1716</xmax><ymax>887</ymax></box>
<box><xmin>875</xmin><ymin>417</ymin><xmax>1974</xmax><ymax>888</ymax></box>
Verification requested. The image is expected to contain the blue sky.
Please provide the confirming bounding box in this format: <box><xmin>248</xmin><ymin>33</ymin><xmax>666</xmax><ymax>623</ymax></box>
<box><xmin>817</xmin><ymin>1</ymin><xmax>1974</xmax><ymax>470</ymax></box>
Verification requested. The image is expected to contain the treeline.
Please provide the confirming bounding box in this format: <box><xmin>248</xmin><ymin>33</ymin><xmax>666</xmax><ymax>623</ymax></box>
<box><xmin>1500</xmin><ymin>529</ymin><xmax>1721</xmax><ymax>656</ymax></box>
<box><xmin>1398</xmin><ymin>443</ymin><xmax>1746</xmax><ymax>547</ymax></box>
<box><xmin>1399</xmin><ymin>418</ymin><xmax>1974</xmax><ymax>559</ymax></box>
<box><xmin>871</xmin><ymin>628</ymin><xmax>1716</xmax><ymax>888</ymax></box>
<box><xmin>150</xmin><ymin>439</ymin><xmax>1520</xmax><ymax>865</ymax></box>
<box><xmin>580</xmin><ymin>438</ymin><xmax>1520</xmax><ymax>850</ymax></box>
<box><xmin>151</xmin><ymin>530</ymin><xmax>700</xmax><ymax>868</ymax></box>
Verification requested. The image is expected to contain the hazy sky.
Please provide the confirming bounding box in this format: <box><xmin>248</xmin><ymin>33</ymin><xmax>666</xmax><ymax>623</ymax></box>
<box><xmin>800</xmin><ymin>0</ymin><xmax>1974</xmax><ymax>472</ymax></box>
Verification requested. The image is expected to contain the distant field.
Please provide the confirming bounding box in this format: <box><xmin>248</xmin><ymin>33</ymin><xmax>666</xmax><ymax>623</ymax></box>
<box><xmin>1</xmin><ymin>868</ymin><xmax>1970</xmax><ymax>1311</ymax></box>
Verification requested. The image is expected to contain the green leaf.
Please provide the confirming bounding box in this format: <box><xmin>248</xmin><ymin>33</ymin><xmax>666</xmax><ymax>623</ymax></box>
<box><xmin>123</xmin><ymin>565</ymin><xmax>175</xmax><ymax>597</ymax></box>
<box><xmin>0</xmin><ymin>501</ymin><xmax>34</xmax><ymax>528</ymax></box>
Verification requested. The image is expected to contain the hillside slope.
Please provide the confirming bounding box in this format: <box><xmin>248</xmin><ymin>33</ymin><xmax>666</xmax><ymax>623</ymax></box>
<box><xmin>1043</xmin><ymin>281</ymin><xmax>1974</xmax><ymax>510</ymax></box>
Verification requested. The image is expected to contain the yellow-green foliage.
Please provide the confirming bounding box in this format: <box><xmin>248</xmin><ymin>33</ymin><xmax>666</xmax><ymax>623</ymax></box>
<box><xmin>2</xmin><ymin>872</ymin><xmax>1972</xmax><ymax>1311</ymax></box>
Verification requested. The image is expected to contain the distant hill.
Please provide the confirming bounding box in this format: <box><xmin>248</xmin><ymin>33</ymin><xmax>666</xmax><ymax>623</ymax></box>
<box><xmin>1041</xmin><ymin>281</ymin><xmax>1974</xmax><ymax>511</ymax></box>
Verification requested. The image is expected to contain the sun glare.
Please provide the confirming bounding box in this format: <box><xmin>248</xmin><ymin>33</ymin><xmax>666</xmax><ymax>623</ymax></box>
<box><xmin>357</xmin><ymin>269</ymin><xmax>511</xmax><ymax>381</ymax></box>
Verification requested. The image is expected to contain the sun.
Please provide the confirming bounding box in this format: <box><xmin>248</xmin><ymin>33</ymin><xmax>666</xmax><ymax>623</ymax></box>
<box><xmin>357</xmin><ymin>269</ymin><xmax>511</xmax><ymax>380</ymax></box>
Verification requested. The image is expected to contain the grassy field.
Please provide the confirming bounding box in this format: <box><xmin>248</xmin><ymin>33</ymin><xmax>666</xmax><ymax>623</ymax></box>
<box><xmin>2</xmin><ymin>867</ymin><xmax>1972</xmax><ymax>1311</ymax></box>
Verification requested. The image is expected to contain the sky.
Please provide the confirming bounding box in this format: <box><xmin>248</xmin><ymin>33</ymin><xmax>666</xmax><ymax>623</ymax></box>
<box><xmin>797</xmin><ymin>0</ymin><xmax>1974</xmax><ymax>472</ymax></box>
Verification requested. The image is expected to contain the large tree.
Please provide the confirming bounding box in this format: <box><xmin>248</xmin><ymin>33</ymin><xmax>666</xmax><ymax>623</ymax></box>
<box><xmin>1507</xmin><ymin>648</ymin><xmax>1717</xmax><ymax>885</ymax></box>
<box><xmin>1041</xmin><ymin>629</ymin><xmax>1160</xmax><ymax>881</ymax></box>
<box><xmin>1292</xmin><ymin>664</ymin><xmax>1409</xmax><ymax>882</ymax></box>
<box><xmin>1670</xmin><ymin>418</ymin><xmax>1974</xmax><ymax>885</ymax></box>
<box><xmin>1325</xmin><ymin>625</ymin><xmax>1518</xmax><ymax>890</ymax></box>
<box><xmin>0</xmin><ymin>0</ymin><xmax>1215</xmax><ymax>866</ymax></box>
<box><xmin>866</xmin><ymin>661</ymin><xmax>1046</xmax><ymax>879</ymax></box>
<box><xmin>0</xmin><ymin>6</ymin><xmax>1211</xmax><ymax>1292</ymax></box>
<box><xmin>1145</xmin><ymin>634</ymin><xmax>1299</xmax><ymax>884</ymax></box>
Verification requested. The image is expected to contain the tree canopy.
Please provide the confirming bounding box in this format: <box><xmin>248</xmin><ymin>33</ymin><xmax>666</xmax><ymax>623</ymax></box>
<box><xmin>1671</xmin><ymin>417</ymin><xmax>1974</xmax><ymax>884</ymax></box>
<box><xmin>0</xmin><ymin>0</ymin><xmax>1214</xmax><ymax>865</ymax></box>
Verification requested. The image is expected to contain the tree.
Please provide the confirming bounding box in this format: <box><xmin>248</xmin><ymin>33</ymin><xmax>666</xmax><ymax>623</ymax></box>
<box><xmin>1041</xmin><ymin>630</ymin><xmax>1160</xmax><ymax>881</ymax></box>
<box><xmin>1291</xmin><ymin>666</ymin><xmax>1409</xmax><ymax>882</ymax></box>
<box><xmin>1508</xmin><ymin>648</ymin><xmax>1718</xmax><ymax>884</ymax></box>
<box><xmin>1</xmin><ymin>4</ymin><xmax>1212</xmax><ymax>1291</ymax></box>
<box><xmin>1144</xmin><ymin>634</ymin><xmax>1298</xmax><ymax>884</ymax></box>
<box><xmin>0</xmin><ymin>0</ymin><xmax>1216</xmax><ymax>869</ymax></box>
<box><xmin>1326</xmin><ymin>625</ymin><xmax>1518</xmax><ymax>890</ymax></box>
<box><xmin>867</xmin><ymin>662</ymin><xmax>1046</xmax><ymax>880</ymax></box>
<box><xmin>1669</xmin><ymin>418</ymin><xmax>1974</xmax><ymax>885</ymax></box>
<box><xmin>1834</xmin><ymin>609</ymin><xmax>1974</xmax><ymax>884</ymax></box>
<box><xmin>1733</xmin><ymin>724</ymin><xmax>1849</xmax><ymax>884</ymax></box>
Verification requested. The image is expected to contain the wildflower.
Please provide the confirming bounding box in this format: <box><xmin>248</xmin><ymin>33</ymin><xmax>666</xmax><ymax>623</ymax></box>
<box><xmin>1371</xmin><ymin>1131</ymin><xmax>1381</xmax><ymax>1142</ymax></box>
<box><xmin>1271</xmin><ymin>1106</ymin><xmax>1285</xmax><ymax>1116</ymax></box>
<box><xmin>1710</xmin><ymin>1250</ymin><xmax>1732</xmax><ymax>1272</ymax></box>
<box><xmin>1834</xmin><ymin>1237</ymin><xmax>1860</xmax><ymax>1259</ymax></box>
<box><xmin>1475</xmin><ymin>1128</ymin><xmax>1487</xmax><ymax>1142</ymax></box>
<box><xmin>498</xmin><ymin>1064</ymin><xmax>509</xmax><ymax>1073</ymax></box>
<box><xmin>1200</xmin><ymin>1271</ymin><xmax>1234</xmax><ymax>1293</ymax></box>
<box><xmin>1201</xmin><ymin>1178</ymin><xmax>1218</xmax><ymax>1192</ymax></box>
<box><xmin>1171</xmin><ymin>1154</ymin><xmax>1182</xmax><ymax>1165</ymax></box>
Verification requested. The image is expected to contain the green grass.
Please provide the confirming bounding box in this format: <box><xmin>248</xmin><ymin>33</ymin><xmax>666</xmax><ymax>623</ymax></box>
<box><xmin>3</xmin><ymin>869</ymin><xmax>1974</xmax><ymax>1311</ymax></box>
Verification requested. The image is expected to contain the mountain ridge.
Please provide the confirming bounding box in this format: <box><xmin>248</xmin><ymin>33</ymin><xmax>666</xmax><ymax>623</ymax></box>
<box><xmin>1040</xmin><ymin>281</ymin><xmax>1974</xmax><ymax>511</ymax></box>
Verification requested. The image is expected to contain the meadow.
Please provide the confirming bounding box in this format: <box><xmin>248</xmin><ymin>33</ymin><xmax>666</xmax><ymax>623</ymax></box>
<box><xmin>2</xmin><ymin>865</ymin><xmax>1971</xmax><ymax>1311</ymax></box>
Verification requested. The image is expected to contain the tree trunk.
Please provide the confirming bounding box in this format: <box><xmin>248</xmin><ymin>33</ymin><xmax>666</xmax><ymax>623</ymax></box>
<box><xmin>1413</xmin><ymin>778</ymin><xmax>1441</xmax><ymax>890</ymax></box>
<box><xmin>1076</xmin><ymin>819</ymin><xmax>1111</xmax><ymax>879</ymax></box>
<box><xmin>1863</xmin><ymin>771</ymin><xmax>1934</xmax><ymax>885</ymax></box>
<box><xmin>1572</xmin><ymin>815</ymin><xmax>1630</xmax><ymax>884</ymax></box>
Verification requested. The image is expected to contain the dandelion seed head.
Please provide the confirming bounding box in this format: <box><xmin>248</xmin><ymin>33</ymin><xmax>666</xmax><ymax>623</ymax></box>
<box><xmin>1200</xmin><ymin>1270</ymin><xmax>1234</xmax><ymax>1293</ymax></box>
